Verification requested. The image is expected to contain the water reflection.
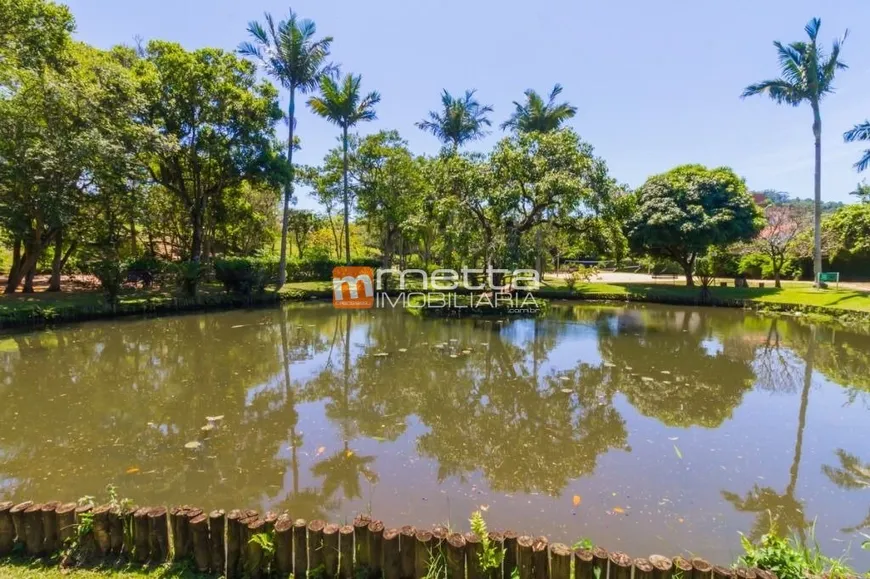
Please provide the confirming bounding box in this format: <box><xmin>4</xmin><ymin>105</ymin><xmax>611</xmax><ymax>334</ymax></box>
<box><xmin>1</xmin><ymin>303</ymin><xmax>869</xmax><ymax>566</ymax></box>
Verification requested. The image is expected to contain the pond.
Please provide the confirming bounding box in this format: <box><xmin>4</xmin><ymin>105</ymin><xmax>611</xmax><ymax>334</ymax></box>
<box><xmin>1</xmin><ymin>303</ymin><xmax>869</xmax><ymax>568</ymax></box>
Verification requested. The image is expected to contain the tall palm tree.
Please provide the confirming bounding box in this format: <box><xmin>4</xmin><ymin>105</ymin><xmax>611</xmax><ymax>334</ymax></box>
<box><xmin>239</xmin><ymin>10</ymin><xmax>334</xmax><ymax>286</ymax></box>
<box><xmin>416</xmin><ymin>89</ymin><xmax>493</xmax><ymax>151</ymax></box>
<box><xmin>500</xmin><ymin>84</ymin><xmax>577</xmax><ymax>133</ymax></box>
<box><xmin>742</xmin><ymin>18</ymin><xmax>848</xmax><ymax>286</ymax></box>
<box><xmin>308</xmin><ymin>73</ymin><xmax>380</xmax><ymax>264</ymax></box>
<box><xmin>843</xmin><ymin>122</ymin><xmax>870</xmax><ymax>172</ymax></box>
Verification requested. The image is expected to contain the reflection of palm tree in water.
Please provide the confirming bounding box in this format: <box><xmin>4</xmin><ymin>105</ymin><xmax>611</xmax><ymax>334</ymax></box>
<box><xmin>723</xmin><ymin>326</ymin><xmax>815</xmax><ymax>543</ymax></box>
<box><xmin>823</xmin><ymin>450</ymin><xmax>870</xmax><ymax>533</ymax></box>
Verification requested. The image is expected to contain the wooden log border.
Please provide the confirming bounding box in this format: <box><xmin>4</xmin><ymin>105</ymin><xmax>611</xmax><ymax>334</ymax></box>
<box><xmin>0</xmin><ymin>499</ymin><xmax>781</xmax><ymax>579</ymax></box>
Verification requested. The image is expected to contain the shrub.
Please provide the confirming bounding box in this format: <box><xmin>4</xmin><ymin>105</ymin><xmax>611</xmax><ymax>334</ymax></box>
<box><xmin>708</xmin><ymin>247</ymin><xmax>740</xmax><ymax>277</ymax></box>
<box><xmin>214</xmin><ymin>257</ymin><xmax>275</xmax><ymax>296</ymax></box>
<box><xmin>738</xmin><ymin>253</ymin><xmax>769</xmax><ymax>279</ymax></box>
<box><xmin>285</xmin><ymin>257</ymin><xmax>381</xmax><ymax>282</ymax></box>
<box><xmin>89</xmin><ymin>259</ymin><xmax>124</xmax><ymax>305</ymax></box>
<box><xmin>172</xmin><ymin>261</ymin><xmax>206</xmax><ymax>298</ymax></box>
<box><xmin>124</xmin><ymin>256</ymin><xmax>169</xmax><ymax>288</ymax></box>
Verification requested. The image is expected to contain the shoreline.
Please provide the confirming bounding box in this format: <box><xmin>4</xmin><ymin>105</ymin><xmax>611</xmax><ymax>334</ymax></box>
<box><xmin>1</xmin><ymin>284</ymin><xmax>869</xmax><ymax>332</ymax></box>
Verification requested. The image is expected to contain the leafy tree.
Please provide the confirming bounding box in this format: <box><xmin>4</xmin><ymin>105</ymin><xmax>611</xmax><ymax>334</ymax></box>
<box><xmin>136</xmin><ymin>40</ymin><xmax>283</xmax><ymax>261</ymax></box>
<box><xmin>742</xmin><ymin>17</ymin><xmax>848</xmax><ymax>284</ymax></box>
<box><xmin>851</xmin><ymin>181</ymin><xmax>870</xmax><ymax>203</ymax></box>
<box><xmin>844</xmin><ymin>122</ymin><xmax>870</xmax><ymax>173</ymax></box>
<box><xmin>748</xmin><ymin>204</ymin><xmax>812</xmax><ymax>287</ymax></box>
<box><xmin>239</xmin><ymin>9</ymin><xmax>334</xmax><ymax>285</ymax></box>
<box><xmin>626</xmin><ymin>165</ymin><xmax>762</xmax><ymax>286</ymax></box>
<box><xmin>416</xmin><ymin>89</ymin><xmax>493</xmax><ymax>151</ymax></box>
<box><xmin>308</xmin><ymin>73</ymin><xmax>380</xmax><ymax>264</ymax></box>
<box><xmin>824</xmin><ymin>203</ymin><xmax>870</xmax><ymax>257</ymax></box>
<box><xmin>286</xmin><ymin>208</ymin><xmax>319</xmax><ymax>259</ymax></box>
<box><xmin>500</xmin><ymin>84</ymin><xmax>577</xmax><ymax>133</ymax></box>
<box><xmin>0</xmin><ymin>0</ymin><xmax>74</xmax><ymax>74</ymax></box>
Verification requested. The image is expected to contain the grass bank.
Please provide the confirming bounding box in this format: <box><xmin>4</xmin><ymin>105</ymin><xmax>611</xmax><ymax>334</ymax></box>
<box><xmin>0</xmin><ymin>557</ymin><xmax>203</xmax><ymax>578</ymax></box>
<box><xmin>1</xmin><ymin>279</ymin><xmax>869</xmax><ymax>331</ymax></box>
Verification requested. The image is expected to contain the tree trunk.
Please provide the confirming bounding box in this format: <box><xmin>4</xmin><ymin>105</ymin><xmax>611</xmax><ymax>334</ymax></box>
<box><xmin>130</xmin><ymin>218</ymin><xmax>138</xmax><ymax>257</ymax></box>
<box><xmin>4</xmin><ymin>239</ymin><xmax>22</xmax><ymax>294</ymax></box>
<box><xmin>812</xmin><ymin>102</ymin><xmax>823</xmax><ymax>285</ymax></box>
<box><xmin>535</xmin><ymin>226</ymin><xmax>543</xmax><ymax>276</ymax></box>
<box><xmin>190</xmin><ymin>198</ymin><xmax>205</xmax><ymax>262</ymax></box>
<box><xmin>342</xmin><ymin>125</ymin><xmax>351</xmax><ymax>265</ymax></box>
<box><xmin>47</xmin><ymin>232</ymin><xmax>64</xmax><ymax>292</ymax></box>
<box><xmin>681</xmin><ymin>259</ymin><xmax>694</xmax><ymax>287</ymax></box>
<box><xmin>278</xmin><ymin>91</ymin><xmax>296</xmax><ymax>288</ymax></box>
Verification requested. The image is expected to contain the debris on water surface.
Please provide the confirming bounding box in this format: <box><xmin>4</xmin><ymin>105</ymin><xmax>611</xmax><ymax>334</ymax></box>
<box><xmin>201</xmin><ymin>424</ymin><xmax>215</xmax><ymax>432</ymax></box>
<box><xmin>206</xmin><ymin>415</ymin><xmax>224</xmax><ymax>422</ymax></box>
<box><xmin>673</xmin><ymin>445</ymin><xmax>683</xmax><ymax>459</ymax></box>
<box><xmin>374</xmin><ymin>352</ymin><xmax>389</xmax><ymax>357</ymax></box>
<box><xmin>572</xmin><ymin>495</ymin><xmax>582</xmax><ymax>506</ymax></box>
<box><xmin>184</xmin><ymin>441</ymin><xmax>202</xmax><ymax>450</ymax></box>
<box><xmin>125</xmin><ymin>467</ymin><xmax>140</xmax><ymax>474</ymax></box>
<box><xmin>559</xmin><ymin>376</ymin><xmax>570</xmax><ymax>381</ymax></box>
<box><xmin>315</xmin><ymin>446</ymin><xmax>326</xmax><ymax>457</ymax></box>
<box><xmin>641</xmin><ymin>377</ymin><xmax>654</xmax><ymax>382</ymax></box>
<box><xmin>561</xmin><ymin>389</ymin><xmax>573</xmax><ymax>394</ymax></box>
<box><xmin>398</xmin><ymin>348</ymin><xmax>407</xmax><ymax>353</ymax></box>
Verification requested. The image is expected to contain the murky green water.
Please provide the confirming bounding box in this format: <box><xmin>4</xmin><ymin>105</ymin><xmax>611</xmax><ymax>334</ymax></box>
<box><xmin>1</xmin><ymin>303</ymin><xmax>869</xmax><ymax>568</ymax></box>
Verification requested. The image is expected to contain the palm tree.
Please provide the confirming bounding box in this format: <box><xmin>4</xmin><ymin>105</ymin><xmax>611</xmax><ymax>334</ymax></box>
<box><xmin>843</xmin><ymin>122</ymin><xmax>870</xmax><ymax>172</ymax></box>
<box><xmin>742</xmin><ymin>18</ymin><xmax>848</xmax><ymax>286</ymax></box>
<box><xmin>308</xmin><ymin>73</ymin><xmax>380</xmax><ymax>264</ymax></box>
<box><xmin>416</xmin><ymin>89</ymin><xmax>493</xmax><ymax>151</ymax></box>
<box><xmin>239</xmin><ymin>10</ymin><xmax>334</xmax><ymax>287</ymax></box>
<box><xmin>500</xmin><ymin>84</ymin><xmax>577</xmax><ymax>133</ymax></box>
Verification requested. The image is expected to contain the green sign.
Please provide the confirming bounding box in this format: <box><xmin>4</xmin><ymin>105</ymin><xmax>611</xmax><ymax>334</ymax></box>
<box><xmin>818</xmin><ymin>272</ymin><xmax>839</xmax><ymax>284</ymax></box>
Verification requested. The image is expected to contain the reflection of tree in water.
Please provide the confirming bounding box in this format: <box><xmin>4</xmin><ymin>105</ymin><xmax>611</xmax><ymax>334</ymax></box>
<box><xmin>722</xmin><ymin>323</ymin><xmax>815</xmax><ymax>544</ymax></box>
<box><xmin>590</xmin><ymin>307</ymin><xmax>755</xmax><ymax>428</ymax></box>
<box><xmin>823</xmin><ymin>449</ymin><xmax>870</xmax><ymax>533</ymax></box>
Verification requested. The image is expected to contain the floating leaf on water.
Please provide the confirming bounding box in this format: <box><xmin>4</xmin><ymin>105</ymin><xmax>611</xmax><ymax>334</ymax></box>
<box><xmin>184</xmin><ymin>441</ymin><xmax>202</xmax><ymax>450</ymax></box>
<box><xmin>374</xmin><ymin>352</ymin><xmax>389</xmax><ymax>357</ymax></box>
<box><xmin>603</xmin><ymin>362</ymin><xmax>616</xmax><ymax>368</ymax></box>
<box><xmin>346</xmin><ymin>450</ymin><xmax>354</xmax><ymax>458</ymax></box>
<box><xmin>678</xmin><ymin>517</ymin><xmax>685</xmax><ymax>523</ymax></box>
<box><xmin>660</xmin><ymin>370</ymin><xmax>671</xmax><ymax>375</ymax></box>
<box><xmin>641</xmin><ymin>377</ymin><xmax>654</xmax><ymax>382</ymax></box>
<box><xmin>559</xmin><ymin>376</ymin><xmax>570</xmax><ymax>381</ymax></box>
<box><xmin>206</xmin><ymin>415</ymin><xmax>225</xmax><ymax>422</ymax></box>
<box><xmin>398</xmin><ymin>348</ymin><xmax>408</xmax><ymax>353</ymax></box>
<box><xmin>612</xmin><ymin>507</ymin><xmax>625</xmax><ymax>514</ymax></box>
<box><xmin>479</xmin><ymin>504</ymin><xmax>489</xmax><ymax>512</ymax></box>
<box><xmin>561</xmin><ymin>389</ymin><xmax>573</xmax><ymax>394</ymax></box>
<box><xmin>201</xmin><ymin>424</ymin><xmax>215</xmax><ymax>432</ymax></box>
<box><xmin>449</xmin><ymin>354</ymin><xmax>458</xmax><ymax>358</ymax></box>
<box><xmin>315</xmin><ymin>446</ymin><xmax>326</xmax><ymax>457</ymax></box>
<box><xmin>125</xmin><ymin>467</ymin><xmax>140</xmax><ymax>475</ymax></box>
<box><xmin>673</xmin><ymin>445</ymin><xmax>683</xmax><ymax>459</ymax></box>
<box><xmin>231</xmin><ymin>324</ymin><xmax>247</xmax><ymax>329</ymax></box>
<box><xmin>462</xmin><ymin>349</ymin><xmax>472</xmax><ymax>354</ymax></box>
<box><xmin>371</xmin><ymin>436</ymin><xmax>386</xmax><ymax>442</ymax></box>
<box><xmin>480</xmin><ymin>342</ymin><xmax>489</xmax><ymax>346</ymax></box>
<box><xmin>572</xmin><ymin>495</ymin><xmax>582</xmax><ymax>507</ymax></box>
<box><xmin>668</xmin><ymin>437</ymin><xmax>679</xmax><ymax>441</ymax></box>
<box><xmin>146</xmin><ymin>422</ymin><xmax>157</xmax><ymax>428</ymax></box>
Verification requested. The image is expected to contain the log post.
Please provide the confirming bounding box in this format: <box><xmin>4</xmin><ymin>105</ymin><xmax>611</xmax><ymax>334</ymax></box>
<box><xmin>446</xmin><ymin>532</ymin><xmax>466</xmax><ymax>579</ymax></box>
<box><xmin>309</xmin><ymin>519</ymin><xmax>326</xmax><ymax>573</ymax></box>
<box><xmin>573</xmin><ymin>549</ymin><xmax>594</xmax><ymax>579</ymax></box>
<box><xmin>107</xmin><ymin>506</ymin><xmax>123</xmax><ymax>555</ymax></box>
<box><xmin>735</xmin><ymin>568</ymin><xmax>756</xmax><ymax>579</ymax></box>
<box><xmin>170</xmin><ymin>507</ymin><xmax>188</xmax><ymax>561</ymax></box>
<box><xmin>55</xmin><ymin>503</ymin><xmax>76</xmax><ymax>548</ymax></box>
<box><xmin>294</xmin><ymin>518</ymin><xmax>308</xmax><ymax>579</ymax></box>
<box><xmin>415</xmin><ymin>530</ymin><xmax>434</xmax><ymax>579</ymax></box>
<box><xmin>40</xmin><ymin>502</ymin><xmax>60</xmax><ymax>555</ymax></box>
<box><xmin>503</xmin><ymin>530</ymin><xmax>518</xmax><ymax>579</ymax></box>
<box><xmin>369</xmin><ymin>520</ymin><xmax>385</xmax><ymax>575</ymax></box>
<box><xmin>185</xmin><ymin>507</ymin><xmax>204</xmax><ymax>558</ymax></box>
<box><xmin>274</xmin><ymin>514</ymin><xmax>294</xmax><ymax>578</ymax></box>
<box><xmin>489</xmin><ymin>532</ymin><xmax>505</xmax><ymax>579</ymax></box>
<box><xmin>400</xmin><ymin>526</ymin><xmax>417</xmax><ymax>579</ymax></box>
<box><xmin>10</xmin><ymin>501</ymin><xmax>33</xmax><ymax>547</ymax></box>
<box><xmin>227</xmin><ymin>509</ymin><xmax>244</xmax><ymax>578</ymax></box>
<box><xmin>239</xmin><ymin>514</ymin><xmax>259</xmax><ymax>574</ymax></box>
<box><xmin>691</xmin><ymin>558</ymin><xmax>712</xmax><ymax>579</ymax></box>
<box><xmin>650</xmin><ymin>555</ymin><xmax>673</xmax><ymax>579</ymax></box>
<box><xmin>339</xmin><ymin>524</ymin><xmax>355</xmax><ymax>579</ymax></box>
<box><xmin>634</xmin><ymin>558</ymin><xmax>653</xmax><ymax>579</ymax></box>
<box><xmin>147</xmin><ymin>507</ymin><xmax>169</xmax><ymax>562</ymax></box>
<box><xmin>92</xmin><ymin>505</ymin><xmax>112</xmax><ymax>556</ymax></box>
<box><xmin>466</xmin><ymin>531</ymin><xmax>484</xmax><ymax>579</ymax></box>
<box><xmin>355</xmin><ymin>514</ymin><xmax>372</xmax><ymax>569</ymax></box>
<box><xmin>324</xmin><ymin>523</ymin><xmax>341</xmax><ymax>579</ymax></box>
<box><xmin>122</xmin><ymin>506</ymin><xmax>136</xmax><ymax>555</ymax></box>
<box><xmin>383</xmin><ymin>528</ymin><xmax>402</xmax><ymax>579</ymax></box>
<box><xmin>592</xmin><ymin>547</ymin><xmax>609</xmax><ymax>579</ymax></box>
<box><xmin>432</xmin><ymin>525</ymin><xmax>448</xmax><ymax>560</ymax></box>
<box><xmin>133</xmin><ymin>507</ymin><xmax>151</xmax><ymax>563</ymax></box>
<box><xmin>532</xmin><ymin>536</ymin><xmax>549</xmax><ymax>579</ymax></box>
<box><xmin>190</xmin><ymin>513</ymin><xmax>211</xmax><ymax>572</ymax></box>
<box><xmin>550</xmin><ymin>543</ymin><xmax>571</xmax><ymax>579</ymax></box>
<box><xmin>608</xmin><ymin>552</ymin><xmax>631</xmax><ymax>579</ymax></box>
<box><xmin>246</xmin><ymin>518</ymin><xmax>266</xmax><ymax>579</ymax></box>
<box><xmin>0</xmin><ymin>502</ymin><xmax>13</xmax><ymax>556</ymax></box>
<box><xmin>23</xmin><ymin>503</ymin><xmax>45</xmax><ymax>557</ymax></box>
<box><xmin>712</xmin><ymin>566</ymin><xmax>733</xmax><ymax>579</ymax></box>
<box><xmin>264</xmin><ymin>511</ymin><xmax>279</xmax><ymax>534</ymax></box>
<box><xmin>673</xmin><ymin>557</ymin><xmax>693</xmax><ymax>579</ymax></box>
<box><xmin>209</xmin><ymin>510</ymin><xmax>225</xmax><ymax>576</ymax></box>
<box><xmin>75</xmin><ymin>505</ymin><xmax>95</xmax><ymax>557</ymax></box>
<box><xmin>516</xmin><ymin>536</ymin><xmax>534</xmax><ymax>579</ymax></box>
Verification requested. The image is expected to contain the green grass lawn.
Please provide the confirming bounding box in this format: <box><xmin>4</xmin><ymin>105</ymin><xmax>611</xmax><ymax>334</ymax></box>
<box><xmin>0</xmin><ymin>558</ymin><xmax>206</xmax><ymax>578</ymax></box>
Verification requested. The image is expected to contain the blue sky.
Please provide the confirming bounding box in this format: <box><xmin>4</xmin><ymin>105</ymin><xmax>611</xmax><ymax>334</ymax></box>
<box><xmin>65</xmin><ymin>0</ymin><xmax>870</xmax><ymax>209</ymax></box>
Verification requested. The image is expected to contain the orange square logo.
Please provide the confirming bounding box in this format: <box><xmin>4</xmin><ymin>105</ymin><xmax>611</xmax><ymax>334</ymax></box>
<box><xmin>332</xmin><ymin>267</ymin><xmax>375</xmax><ymax>309</ymax></box>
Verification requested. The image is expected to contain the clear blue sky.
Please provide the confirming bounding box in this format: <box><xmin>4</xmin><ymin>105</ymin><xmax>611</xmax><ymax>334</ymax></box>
<box><xmin>65</xmin><ymin>0</ymin><xmax>870</xmax><ymax>209</ymax></box>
